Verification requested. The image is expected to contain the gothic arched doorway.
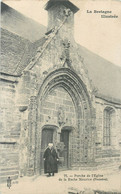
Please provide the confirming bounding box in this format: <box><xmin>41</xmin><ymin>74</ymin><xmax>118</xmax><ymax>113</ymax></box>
<box><xmin>27</xmin><ymin>68</ymin><xmax>96</xmax><ymax>175</ymax></box>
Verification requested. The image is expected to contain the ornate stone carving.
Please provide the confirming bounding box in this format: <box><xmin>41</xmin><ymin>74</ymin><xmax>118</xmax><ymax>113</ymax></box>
<box><xmin>27</xmin><ymin>96</ymin><xmax>37</xmax><ymax>176</ymax></box>
<box><xmin>57</xmin><ymin>106</ymin><xmax>66</xmax><ymax>127</ymax></box>
<box><xmin>64</xmin><ymin>8</ymin><xmax>71</xmax><ymax>17</ymax></box>
<box><xmin>60</xmin><ymin>40</ymin><xmax>72</xmax><ymax>68</ymax></box>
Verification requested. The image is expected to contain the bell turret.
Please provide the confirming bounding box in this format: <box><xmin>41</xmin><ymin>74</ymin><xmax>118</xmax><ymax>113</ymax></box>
<box><xmin>45</xmin><ymin>0</ymin><xmax>79</xmax><ymax>40</ymax></box>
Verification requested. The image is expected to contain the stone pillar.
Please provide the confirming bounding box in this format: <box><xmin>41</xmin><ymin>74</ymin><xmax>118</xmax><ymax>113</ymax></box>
<box><xmin>27</xmin><ymin>96</ymin><xmax>37</xmax><ymax>176</ymax></box>
<box><xmin>19</xmin><ymin>108</ymin><xmax>28</xmax><ymax>177</ymax></box>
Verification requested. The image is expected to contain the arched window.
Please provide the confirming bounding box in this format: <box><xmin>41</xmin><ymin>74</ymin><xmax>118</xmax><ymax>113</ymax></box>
<box><xmin>103</xmin><ymin>107</ymin><xmax>115</xmax><ymax>146</ymax></box>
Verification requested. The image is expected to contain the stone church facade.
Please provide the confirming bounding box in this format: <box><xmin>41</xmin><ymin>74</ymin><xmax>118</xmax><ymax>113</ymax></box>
<box><xmin>0</xmin><ymin>0</ymin><xmax>121</xmax><ymax>182</ymax></box>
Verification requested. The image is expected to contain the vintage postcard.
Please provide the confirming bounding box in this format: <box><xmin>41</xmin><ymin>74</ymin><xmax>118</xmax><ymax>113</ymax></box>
<box><xmin>0</xmin><ymin>0</ymin><xmax>121</xmax><ymax>193</ymax></box>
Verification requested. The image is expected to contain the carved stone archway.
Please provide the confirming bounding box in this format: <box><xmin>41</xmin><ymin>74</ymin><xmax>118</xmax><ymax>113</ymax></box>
<box><xmin>27</xmin><ymin>68</ymin><xmax>96</xmax><ymax>175</ymax></box>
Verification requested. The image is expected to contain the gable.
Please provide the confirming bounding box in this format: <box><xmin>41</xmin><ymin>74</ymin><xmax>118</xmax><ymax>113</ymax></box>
<box><xmin>1</xmin><ymin>2</ymin><xmax>121</xmax><ymax>104</ymax></box>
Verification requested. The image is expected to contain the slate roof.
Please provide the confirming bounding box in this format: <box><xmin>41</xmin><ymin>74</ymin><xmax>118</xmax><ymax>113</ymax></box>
<box><xmin>0</xmin><ymin>28</ymin><xmax>46</xmax><ymax>75</ymax></box>
<box><xmin>1</xmin><ymin>2</ymin><xmax>121</xmax><ymax>104</ymax></box>
<box><xmin>1</xmin><ymin>2</ymin><xmax>46</xmax><ymax>42</ymax></box>
<box><xmin>77</xmin><ymin>45</ymin><xmax>121</xmax><ymax>104</ymax></box>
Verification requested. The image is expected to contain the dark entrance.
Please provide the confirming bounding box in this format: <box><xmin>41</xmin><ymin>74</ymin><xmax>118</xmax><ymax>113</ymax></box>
<box><xmin>60</xmin><ymin>130</ymin><xmax>69</xmax><ymax>169</ymax></box>
<box><xmin>41</xmin><ymin>128</ymin><xmax>54</xmax><ymax>171</ymax></box>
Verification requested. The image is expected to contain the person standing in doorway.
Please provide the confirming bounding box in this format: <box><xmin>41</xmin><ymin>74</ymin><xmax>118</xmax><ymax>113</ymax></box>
<box><xmin>43</xmin><ymin>143</ymin><xmax>59</xmax><ymax>177</ymax></box>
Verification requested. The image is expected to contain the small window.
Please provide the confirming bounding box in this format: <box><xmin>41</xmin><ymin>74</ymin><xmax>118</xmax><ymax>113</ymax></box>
<box><xmin>103</xmin><ymin>107</ymin><xmax>115</xmax><ymax>146</ymax></box>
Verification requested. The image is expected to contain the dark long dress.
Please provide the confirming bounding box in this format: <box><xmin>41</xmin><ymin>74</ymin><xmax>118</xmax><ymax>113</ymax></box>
<box><xmin>43</xmin><ymin>147</ymin><xmax>58</xmax><ymax>174</ymax></box>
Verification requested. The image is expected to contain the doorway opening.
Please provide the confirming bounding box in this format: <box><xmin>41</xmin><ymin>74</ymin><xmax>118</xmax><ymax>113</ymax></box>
<box><xmin>41</xmin><ymin>127</ymin><xmax>54</xmax><ymax>172</ymax></box>
<box><xmin>60</xmin><ymin>129</ymin><xmax>69</xmax><ymax>169</ymax></box>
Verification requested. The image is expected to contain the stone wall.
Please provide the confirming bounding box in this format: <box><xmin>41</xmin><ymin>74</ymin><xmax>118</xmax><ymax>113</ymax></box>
<box><xmin>40</xmin><ymin>87</ymin><xmax>76</xmax><ymax>128</ymax></box>
<box><xmin>95</xmin><ymin>98</ymin><xmax>121</xmax><ymax>168</ymax></box>
<box><xmin>0</xmin><ymin>76</ymin><xmax>21</xmax><ymax>183</ymax></box>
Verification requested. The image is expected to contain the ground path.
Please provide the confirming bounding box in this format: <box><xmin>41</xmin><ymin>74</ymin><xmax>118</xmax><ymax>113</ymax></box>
<box><xmin>0</xmin><ymin>170</ymin><xmax>121</xmax><ymax>194</ymax></box>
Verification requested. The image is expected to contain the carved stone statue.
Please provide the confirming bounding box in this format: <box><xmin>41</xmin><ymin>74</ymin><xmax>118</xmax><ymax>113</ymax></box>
<box><xmin>57</xmin><ymin>106</ymin><xmax>65</xmax><ymax>126</ymax></box>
